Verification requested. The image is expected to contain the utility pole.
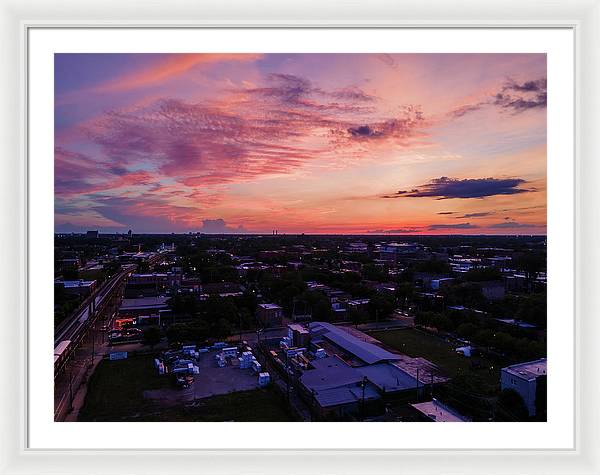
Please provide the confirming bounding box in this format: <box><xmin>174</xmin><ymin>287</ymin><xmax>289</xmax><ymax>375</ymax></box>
<box><xmin>285</xmin><ymin>350</ymin><xmax>290</xmax><ymax>402</ymax></box>
<box><xmin>90</xmin><ymin>324</ymin><xmax>95</xmax><ymax>368</ymax></box>
<box><xmin>430</xmin><ymin>371</ymin><xmax>434</xmax><ymax>398</ymax></box>
<box><xmin>68</xmin><ymin>371</ymin><xmax>74</xmax><ymax>412</ymax></box>
<box><xmin>361</xmin><ymin>376</ymin><xmax>368</xmax><ymax>421</ymax></box>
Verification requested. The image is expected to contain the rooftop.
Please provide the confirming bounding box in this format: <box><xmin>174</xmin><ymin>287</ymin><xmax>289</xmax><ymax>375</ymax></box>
<box><xmin>119</xmin><ymin>296</ymin><xmax>169</xmax><ymax>311</ymax></box>
<box><xmin>356</xmin><ymin>363</ymin><xmax>418</xmax><ymax>392</ymax></box>
<box><xmin>299</xmin><ymin>356</ymin><xmax>381</xmax><ymax>408</ymax></box>
<box><xmin>310</xmin><ymin>322</ymin><xmax>402</xmax><ymax>365</ymax></box>
<box><xmin>61</xmin><ymin>280</ymin><xmax>96</xmax><ymax>288</ymax></box>
<box><xmin>502</xmin><ymin>358</ymin><xmax>547</xmax><ymax>381</ymax></box>
<box><xmin>411</xmin><ymin>399</ymin><xmax>470</xmax><ymax>422</ymax></box>
<box><xmin>259</xmin><ymin>303</ymin><xmax>283</xmax><ymax>310</ymax></box>
<box><xmin>288</xmin><ymin>323</ymin><xmax>309</xmax><ymax>334</ymax></box>
<box><xmin>301</xmin><ymin>356</ymin><xmax>363</xmax><ymax>391</ymax></box>
<box><xmin>313</xmin><ymin>384</ymin><xmax>380</xmax><ymax>408</ymax></box>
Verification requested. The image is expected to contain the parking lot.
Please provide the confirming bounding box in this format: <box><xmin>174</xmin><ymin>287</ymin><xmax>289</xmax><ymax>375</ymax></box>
<box><xmin>144</xmin><ymin>350</ymin><xmax>260</xmax><ymax>405</ymax></box>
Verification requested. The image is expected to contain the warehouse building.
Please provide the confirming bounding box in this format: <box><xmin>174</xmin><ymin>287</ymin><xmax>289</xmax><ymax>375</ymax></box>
<box><xmin>294</xmin><ymin>322</ymin><xmax>423</xmax><ymax>419</ymax></box>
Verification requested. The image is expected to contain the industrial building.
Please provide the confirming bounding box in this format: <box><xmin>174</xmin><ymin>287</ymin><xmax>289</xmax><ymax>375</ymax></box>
<box><xmin>119</xmin><ymin>295</ymin><xmax>170</xmax><ymax>317</ymax></box>
<box><xmin>285</xmin><ymin>322</ymin><xmax>429</xmax><ymax>419</ymax></box>
<box><xmin>56</xmin><ymin>279</ymin><xmax>97</xmax><ymax>297</ymax></box>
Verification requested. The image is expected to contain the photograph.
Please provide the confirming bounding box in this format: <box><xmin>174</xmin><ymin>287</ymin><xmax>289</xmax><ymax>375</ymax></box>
<box><xmin>53</xmin><ymin>52</ymin><xmax>548</xmax><ymax>424</ymax></box>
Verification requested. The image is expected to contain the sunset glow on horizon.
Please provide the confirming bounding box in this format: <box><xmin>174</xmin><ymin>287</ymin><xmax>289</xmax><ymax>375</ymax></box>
<box><xmin>55</xmin><ymin>53</ymin><xmax>547</xmax><ymax>235</ymax></box>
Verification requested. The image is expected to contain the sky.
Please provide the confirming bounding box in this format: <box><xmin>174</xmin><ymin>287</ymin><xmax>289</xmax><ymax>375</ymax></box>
<box><xmin>54</xmin><ymin>53</ymin><xmax>547</xmax><ymax>235</ymax></box>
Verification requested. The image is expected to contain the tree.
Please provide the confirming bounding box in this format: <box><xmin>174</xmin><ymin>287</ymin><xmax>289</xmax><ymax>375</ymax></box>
<box><xmin>167</xmin><ymin>294</ymin><xmax>199</xmax><ymax>316</ymax></box>
<box><xmin>137</xmin><ymin>261</ymin><xmax>150</xmax><ymax>274</ymax></box>
<box><xmin>456</xmin><ymin>322</ymin><xmax>478</xmax><ymax>340</ymax></box>
<box><xmin>166</xmin><ymin>323</ymin><xmax>188</xmax><ymax>344</ymax></box>
<box><xmin>535</xmin><ymin>375</ymin><xmax>547</xmax><ymax>420</ymax></box>
<box><xmin>212</xmin><ymin>318</ymin><xmax>233</xmax><ymax>339</ymax></box>
<box><xmin>142</xmin><ymin>326</ymin><xmax>161</xmax><ymax>349</ymax></box>
<box><xmin>464</xmin><ymin>267</ymin><xmax>501</xmax><ymax>282</ymax></box>
<box><xmin>396</xmin><ymin>282</ymin><xmax>414</xmax><ymax>311</ymax></box>
<box><xmin>497</xmin><ymin>388</ymin><xmax>529</xmax><ymax>421</ymax></box>
<box><xmin>368</xmin><ymin>295</ymin><xmax>395</xmax><ymax>320</ymax></box>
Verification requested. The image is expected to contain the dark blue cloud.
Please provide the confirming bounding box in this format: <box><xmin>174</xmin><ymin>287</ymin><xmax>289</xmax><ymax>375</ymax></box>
<box><xmin>428</xmin><ymin>223</ymin><xmax>479</xmax><ymax>230</ymax></box>
<box><xmin>367</xmin><ymin>227</ymin><xmax>421</xmax><ymax>234</ymax></box>
<box><xmin>198</xmin><ymin>218</ymin><xmax>248</xmax><ymax>234</ymax></box>
<box><xmin>456</xmin><ymin>211</ymin><xmax>494</xmax><ymax>218</ymax></box>
<box><xmin>348</xmin><ymin>125</ymin><xmax>382</xmax><ymax>138</ymax></box>
<box><xmin>494</xmin><ymin>77</ymin><xmax>547</xmax><ymax>112</ymax></box>
<box><xmin>489</xmin><ymin>221</ymin><xmax>541</xmax><ymax>229</ymax></box>
<box><xmin>383</xmin><ymin>177</ymin><xmax>531</xmax><ymax>200</ymax></box>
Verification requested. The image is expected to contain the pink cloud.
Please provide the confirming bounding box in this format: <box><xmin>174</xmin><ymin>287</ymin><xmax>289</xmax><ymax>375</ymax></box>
<box><xmin>82</xmin><ymin>74</ymin><xmax>427</xmax><ymax>193</ymax></box>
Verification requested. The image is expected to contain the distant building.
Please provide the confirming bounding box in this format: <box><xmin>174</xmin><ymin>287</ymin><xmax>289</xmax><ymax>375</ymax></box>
<box><xmin>448</xmin><ymin>257</ymin><xmax>480</xmax><ymax>273</ymax></box>
<box><xmin>119</xmin><ymin>295</ymin><xmax>170</xmax><ymax>317</ymax></box>
<box><xmin>430</xmin><ymin>277</ymin><xmax>455</xmax><ymax>290</ymax></box>
<box><xmin>413</xmin><ymin>272</ymin><xmax>450</xmax><ymax>290</ymax></box>
<box><xmin>201</xmin><ymin>282</ymin><xmax>245</xmax><ymax>298</ymax></box>
<box><xmin>288</xmin><ymin>323</ymin><xmax>310</xmax><ymax>348</ymax></box>
<box><xmin>479</xmin><ymin>280</ymin><xmax>506</xmax><ymax>301</ymax></box>
<box><xmin>56</xmin><ymin>279</ymin><xmax>97</xmax><ymax>297</ymax></box>
<box><xmin>505</xmin><ymin>273</ymin><xmax>529</xmax><ymax>292</ymax></box>
<box><xmin>60</xmin><ymin>258</ymin><xmax>81</xmax><ymax>270</ymax></box>
<box><xmin>379</xmin><ymin>242</ymin><xmax>419</xmax><ymax>262</ymax></box>
<box><xmin>340</xmin><ymin>260</ymin><xmax>362</xmax><ymax>273</ymax></box>
<box><xmin>347</xmin><ymin>299</ymin><xmax>370</xmax><ymax>313</ymax></box>
<box><xmin>501</xmin><ymin>358</ymin><xmax>547</xmax><ymax>416</ymax></box>
<box><xmin>345</xmin><ymin>242</ymin><xmax>368</xmax><ymax>253</ymax></box>
<box><xmin>257</xmin><ymin>303</ymin><xmax>283</xmax><ymax>327</ymax></box>
<box><xmin>85</xmin><ymin>230</ymin><xmax>99</xmax><ymax>239</ymax></box>
<box><xmin>125</xmin><ymin>273</ymin><xmax>172</xmax><ymax>298</ymax></box>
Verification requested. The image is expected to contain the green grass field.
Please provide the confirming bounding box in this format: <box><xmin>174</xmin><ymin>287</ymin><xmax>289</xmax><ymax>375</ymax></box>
<box><xmin>369</xmin><ymin>328</ymin><xmax>506</xmax><ymax>400</ymax></box>
<box><xmin>79</xmin><ymin>355</ymin><xmax>295</xmax><ymax>422</ymax></box>
<box><xmin>369</xmin><ymin>328</ymin><xmax>512</xmax><ymax>420</ymax></box>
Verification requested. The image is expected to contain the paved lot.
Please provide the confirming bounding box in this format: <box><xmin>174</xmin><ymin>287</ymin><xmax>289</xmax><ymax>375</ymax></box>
<box><xmin>143</xmin><ymin>350</ymin><xmax>260</xmax><ymax>405</ymax></box>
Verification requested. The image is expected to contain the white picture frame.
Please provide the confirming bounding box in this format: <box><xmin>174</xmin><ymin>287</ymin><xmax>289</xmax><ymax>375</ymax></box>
<box><xmin>1</xmin><ymin>0</ymin><xmax>599</xmax><ymax>473</ymax></box>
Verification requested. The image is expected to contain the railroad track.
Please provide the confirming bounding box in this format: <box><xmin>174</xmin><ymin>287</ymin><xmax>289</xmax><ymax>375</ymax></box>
<box><xmin>54</xmin><ymin>265</ymin><xmax>135</xmax><ymax>346</ymax></box>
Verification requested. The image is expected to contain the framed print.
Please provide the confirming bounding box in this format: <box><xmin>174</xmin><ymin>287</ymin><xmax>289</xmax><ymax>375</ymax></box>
<box><xmin>0</xmin><ymin>0</ymin><xmax>599</xmax><ymax>474</ymax></box>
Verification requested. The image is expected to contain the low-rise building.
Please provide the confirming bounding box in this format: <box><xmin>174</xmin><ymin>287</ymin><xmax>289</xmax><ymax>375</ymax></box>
<box><xmin>293</xmin><ymin>322</ymin><xmax>425</xmax><ymax>419</ymax></box>
<box><xmin>479</xmin><ymin>280</ymin><xmax>506</xmax><ymax>301</ymax></box>
<box><xmin>288</xmin><ymin>323</ymin><xmax>311</xmax><ymax>348</ymax></box>
<box><xmin>56</xmin><ymin>279</ymin><xmax>97</xmax><ymax>297</ymax></box>
<box><xmin>257</xmin><ymin>303</ymin><xmax>283</xmax><ymax>327</ymax></box>
<box><xmin>500</xmin><ymin>358</ymin><xmax>547</xmax><ymax>416</ymax></box>
<box><xmin>379</xmin><ymin>242</ymin><xmax>420</xmax><ymax>262</ymax></box>
<box><xmin>119</xmin><ymin>296</ymin><xmax>170</xmax><ymax>317</ymax></box>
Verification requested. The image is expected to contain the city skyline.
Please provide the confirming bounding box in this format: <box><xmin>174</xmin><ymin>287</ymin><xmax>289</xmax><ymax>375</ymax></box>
<box><xmin>55</xmin><ymin>53</ymin><xmax>547</xmax><ymax>235</ymax></box>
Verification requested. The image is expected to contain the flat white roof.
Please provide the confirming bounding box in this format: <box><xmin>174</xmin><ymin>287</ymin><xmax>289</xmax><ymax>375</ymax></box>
<box><xmin>62</xmin><ymin>280</ymin><xmax>96</xmax><ymax>288</ymax></box>
<box><xmin>502</xmin><ymin>358</ymin><xmax>547</xmax><ymax>381</ymax></box>
<box><xmin>258</xmin><ymin>303</ymin><xmax>282</xmax><ymax>310</ymax></box>
<box><xmin>411</xmin><ymin>399</ymin><xmax>470</xmax><ymax>422</ymax></box>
